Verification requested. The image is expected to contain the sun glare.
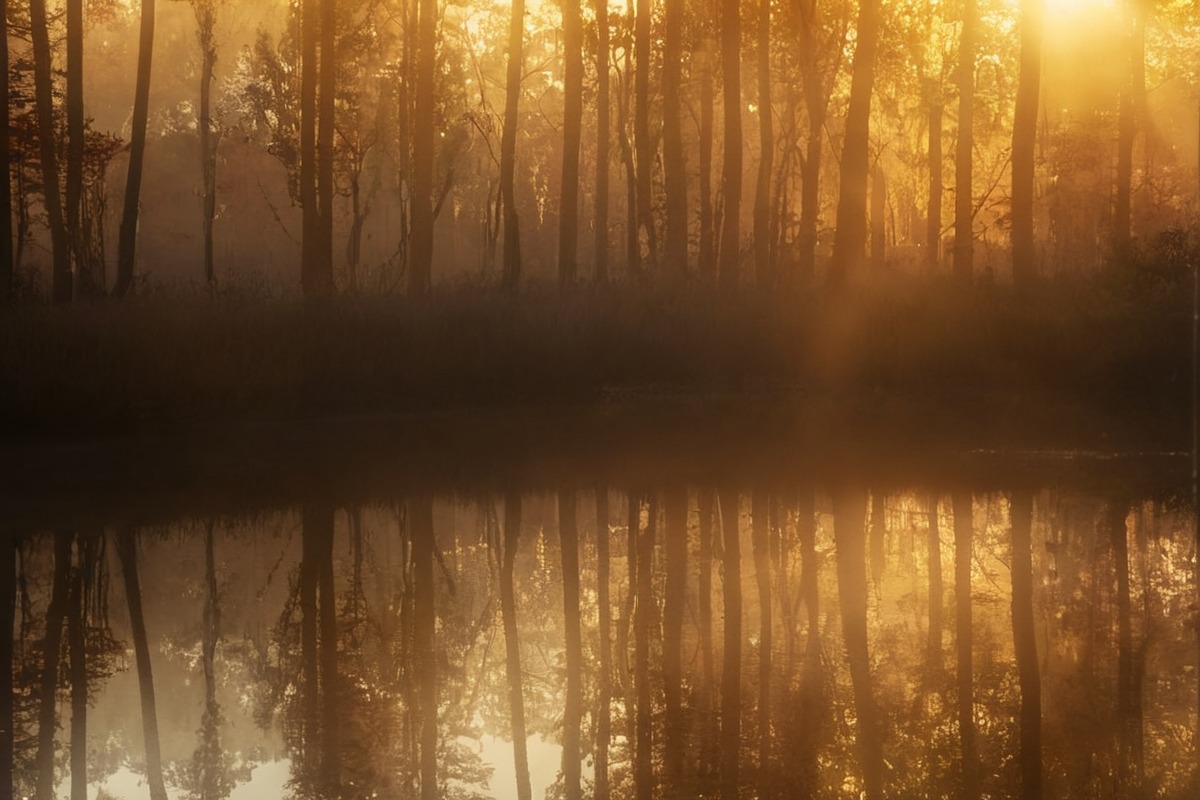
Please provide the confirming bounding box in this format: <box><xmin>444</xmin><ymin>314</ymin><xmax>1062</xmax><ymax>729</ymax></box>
<box><xmin>1043</xmin><ymin>0</ymin><xmax>1117</xmax><ymax>16</ymax></box>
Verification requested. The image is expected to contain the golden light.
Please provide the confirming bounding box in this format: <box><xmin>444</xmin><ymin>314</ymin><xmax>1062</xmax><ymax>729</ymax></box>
<box><xmin>1043</xmin><ymin>0</ymin><xmax>1117</xmax><ymax>18</ymax></box>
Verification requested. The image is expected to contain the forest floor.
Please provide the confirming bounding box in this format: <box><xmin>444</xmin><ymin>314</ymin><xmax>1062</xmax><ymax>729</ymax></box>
<box><xmin>0</xmin><ymin>278</ymin><xmax>1192</xmax><ymax>524</ymax></box>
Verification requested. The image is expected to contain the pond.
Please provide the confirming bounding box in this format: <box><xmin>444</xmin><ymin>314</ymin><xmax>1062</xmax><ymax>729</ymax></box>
<box><xmin>1</xmin><ymin>416</ymin><xmax>1197</xmax><ymax>800</ymax></box>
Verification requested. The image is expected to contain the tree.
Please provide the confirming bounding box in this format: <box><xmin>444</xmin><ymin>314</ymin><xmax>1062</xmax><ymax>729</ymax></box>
<box><xmin>192</xmin><ymin>0</ymin><xmax>221</xmax><ymax>290</ymax></box>
<box><xmin>953</xmin><ymin>0</ymin><xmax>977</xmax><ymax>284</ymax></box>
<box><xmin>594</xmin><ymin>487</ymin><xmax>612</xmax><ymax>800</ymax></box>
<box><xmin>953</xmin><ymin>492</ymin><xmax>978</xmax><ymax>800</ymax></box>
<box><xmin>719</xmin><ymin>489</ymin><xmax>741</xmax><ymax>800</ymax></box>
<box><xmin>501</xmin><ymin>491</ymin><xmax>532</xmax><ymax>800</ymax></box>
<box><xmin>66</xmin><ymin>0</ymin><xmax>84</xmax><ymax>295</ymax></box>
<box><xmin>633</xmin><ymin>0</ymin><xmax>657</xmax><ymax>273</ymax></box>
<box><xmin>317</xmin><ymin>0</ymin><xmax>336</xmax><ymax>296</ymax></box>
<box><xmin>828</xmin><ymin>0</ymin><xmax>882</xmax><ymax>288</ymax></box>
<box><xmin>753</xmin><ymin>0</ymin><xmax>773</xmax><ymax>287</ymax></box>
<box><xmin>663</xmin><ymin>490</ymin><xmax>687</xmax><ymax>794</ymax></box>
<box><xmin>28</xmin><ymin>0</ymin><xmax>72</xmax><ymax>303</ymax></box>
<box><xmin>634</xmin><ymin>494</ymin><xmax>656</xmax><ymax>799</ymax></box>
<box><xmin>593</xmin><ymin>0</ymin><xmax>610</xmax><ymax>284</ymax></box>
<box><xmin>718</xmin><ymin>0</ymin><xmax>743</xmax><ymax>291</ymax></box>
<box><xmin>114</xmin><ymin>0</ymin><xmax>157</xmax><ymax>297</ymax></box>
<box><xmin>408</xmin><ymin>0</ymin><xmax>437</xmax><ymax>294</ymax></box>
<box><xmin>558</xmin><ymin>0</ymin><xmax>583</xmax><ymax>288</ymax></box>
<box><xmin>35</xmin><ymin>534</ymin><xmax>71</xmax><ymax>800</ymax></box>
<box><xmin>662</xmin><ymin>0</ymin><xmax>687</xmax><ymax>282</ymax></box>
<box><xmin>0</xmin><ymin>0</ymin><xmax>11</xmax><ymax>302</ymax></box>
<box><xmin>499</xmin><ymin>0</ymin><xmax>524</xmax><ymax>290</ymax></box>
<box><xmin>1113</xmin><ymin>0</ymin><xmax>1146</xmax><ymax>254</ymax></box>
<box><xmin>410</xmin><ymin>496</ymin><xmax>437</xmax><ymax>800</ymax></box>
<box><xmin>1010</xmin><ymin>491</ymin><xmax>1042</xmax><ymax>800</ymax></box>
<box><xmin>751</xmin><ymin>490</ymin><xmax>772</xmax><ymax>797</ymax></box>
<box><xmin>1010</xmin><ymin>0</ymin><xmax>1041</xmax><ymax>288</ymax></box>
<box><xmin>559</xmin><ymin>490</ymin><xmax>583</xmax><ymax>800</ymax></box>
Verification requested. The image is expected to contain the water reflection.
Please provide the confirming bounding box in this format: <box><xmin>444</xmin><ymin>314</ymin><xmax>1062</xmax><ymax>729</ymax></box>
<box><xmin>4</xmin><ymin>486</ymin><xmax>1198</xmax><ymax>799</ymax></box>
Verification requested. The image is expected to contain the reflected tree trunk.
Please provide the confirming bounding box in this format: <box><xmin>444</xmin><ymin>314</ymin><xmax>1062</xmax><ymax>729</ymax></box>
<box><xmin>196</xmin><ymin>521</ymin><xmax>225</xmax><ymax>800</ymax></box>
<box><xmin>834</xmin><ymin>488</ymin><xmax>882</xmax><ymax>800</ymax></box>
<box><xmin>719</xmin><ymin>489</ymin><xmax>741</xmax><ymax>800</ymax></box>
<box><xmin>1010</xmin><ymin>490</ymin><xmax>1042</xmax><ymax>800</ymax></box>
<box><xmin>0</xmin><ymin>535</ymin><xmax>13</xmax><ymax>799</ymax></box>
<box><xmin>795</xmin><ymin>486</ymin><xmax>823</xmax><ymax>797</ymax></box>
<box><xmin>798</xmin><ymin>488</ymin><xmax>819</xmax><ymax>656</ymax></box>
<box><xmin>312</xmin><ymin>505</ymin><xmax>340</xmax><ymax>794</ymax></box>
<box><xmin>697</xmin><ymin>489</ymin><xmax>718</xmax><ymax>787</ymax></box>
<box><xmin>560</xmin><ymin>490</ymin><xmax>583</xmax><ymax>800</ymax></box>
<box><xmin>35</xmin><ymin>533</ymin><xmax>71</xmax><ymax>800</ymax></box>
<box><xmin>114</xmin><ymin>0</ymin><xmax>156</xmax><ymax>298</ymax></box>
<box><xmin>1109</xmin><ymin>499</ymin><xmax>1141</xmax><ymax>794</ymax></box>
<box><xmin>752</xmin><ymin>490</ymin><xmax>772</xmax><ymax>797</ymax></box>
<box><xmin>634</xmin><ymin>494</ymin><xmax>657</xmax><ymax>800</ymax></box>
<box><xmin>618</xmin><ymin>493</ymin><xmax>638</xmax><ymax>755</ymax></box>
<box><xmin>663</xmin><ymin>490</ymin><xmax>687</xmax><ymax>794</ymax></box>
<box><xmin>927</xmin><ymin>494</ymin><xmax>943</xmax><ymax>673</ymax></box>
<box><xmin>870</xmin><ymin>492</ymin><xmax>886</xmax><ymax>586</ymax></box>
<box><xmin>952</xmin><ymin>492</ymin><xmax>978</xmax><ymax>800</ymax></box>
<box><xmin>501</xmin><ymin>492</ymin><xmax>532</xmax><ymax>800</ymax></box>
<box><xmin>0</xmin><ymin>0</ymin><xmax>12</xmax><ymax>302</ymax></box>
<box><xmin>116</xmin><ymin>529</ymin><xmax>168</xmax><ymax>800</ymax></box>
<box><xmin>410</xmin><ymin>496</ymin><xmax>438</xmax><ymax>800</ymax></box>
<box><xmin>300</xmin><ymin>506</ymin><xmax>320</xmax><ymax>773</ymax></box>
<box><xmin>68</xmin><ymin>540</ymin><xmax>86</xmax><ymax>800</ymax></box>
<box><xmin>594</xmin><ymin>486</ymin><xmax>612</xmax><ymax>800</ymax></box>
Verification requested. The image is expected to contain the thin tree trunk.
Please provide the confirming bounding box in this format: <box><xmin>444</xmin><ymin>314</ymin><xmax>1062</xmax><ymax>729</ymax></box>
<box><xmin>870</xmin><ymin>164</ymin><xmax>886</xmax><ymax>270</ymax></box>
<box><xmin>719</xmin><ymin>489</ymin><xmax>741</xmax><ymax>800</ymax></box>
<box><xmin>28</xmin><ymin>0</ymin><xmax>72</xmax><ymax>303</ymax></box>
<box><xmin>633</xmin><ymin>0</ymin><xmax>657</xmax><ymax>273</ymax></box>
<box><xmin>1010</xmin><ymin>490</ymin><xmax>1042</xmax><ymax>800</ymax></box>
<box><xmin>953</xmin><ymin>0</ymin><xmax>977</xmax><ymax>284</ymax></box>
<box><xmin>752</xmin><ymin>490</ymin><xmax>772</xmax><ymax>798</ymax></box>
<box><xmin>927</xmin><ymin>494</ymin><xmax>944</xmax><ymax>673</ymax></box>
<box><xmin>560</xmin><ymin>490</ymin><xmax>583</xmax><ymax>800</ymax></box>
<box><xmin>834</xmin><ymin>488</ymin><xmax>882</xmax><ymax>800</ymax></box>
<box><xmin>698</xmin><ymin>489</ymin><xmax>717</xmax><ymax>788</ymax></box>
<box><xmin>197</xmin><ymin>2</ymin><xmax>218</xmax><ymax>291</ymax></box>
<box><xmin>411</xmin><ymin>496</ymin><xmax>437</xmax><ymax>800</ymax></box>
<box><xmin>114</xmin><ymin>0</ymin><xmax>156</xmax><ymax>298</ymax></box>
<box><xmin>0</xmin><ymin>535</ymin><xmax>13</xmax><ymax>800</ymax></box>
<box><xmin>827</xmin><ymin>0</ymin><xmax>881</xmax><ymax>289</ymax></box>
<box><xmin>558</xmin><ymin>0</ymin><xmax>583</xmax><ymax>288</ymax></box>
<box><xmin>1011</xmin><ymin>0</ymin><xmax>1041</xmax><ymax>288</ymax></box>
<box><xmin>68</xmin><ymin>546</ymin><xmax>86</xmax><ymax>800</ymax></box>
<box><xmin>116</xmin><ymin>530</ymin><xmax>168</xmax><ymax>800</ymax></box>
<box><xmin>594</xmin><ymin>487</ymin><xmax>612</xmax><ymax>800</ymax></box>
<box><xmin>869</xmin><ymin>491</ymin><xmax>886</xmax><ymax>586</ymax></box>
<box><xmin>1110</xmin><ymin>500</ymin><xmax>1138</xmax><ymax>793</ymax></box>
<box><xmin>300</xmin><ymin>0</ymin><xmax>319</xmax><ymax>295</ymax></box>
<box><xmin>634</xmin><ymin>494</ymin><xmax>656</xmax><ymax>800</ymax></box>
<box><xmin>663</xmin><ymin>0</ymin><xmax>687</xmax><ymax>282</ymax></box>
<box><xmin>618</xmin><ymin>493</ymin><xmax>638</xmax><ymax>761</ymax></box>
<box><xmin>594</xmin><ymin>0</ymin><xmax>610</xmax><ymax>284</ymax></box>
<box><xmin>35</xmin><ymin>534</ymin><xmax>71</xmax><ymax>800</ymax></box>
<box><xmin>698</xmin><ymin>39</ymin><xmax>715</xmax><ymax>281</ymax></box>
<box><xmin>717</xmin><ymin>0</ymin><xmax>743</xmax><ymax>292</ymax></box>
<box><xmin>619</xmin><ymin>33</ymin><xmax>640</xmax><ymax>276</ymax></box>
<box><xmin>408</xmin><ymin>0</ymin><xmax>436</xmax><ymax>294</ymax></box>
<box><xmin>796</xmin><ymin>0</ymin><xmax>826</xmax><ymax>278</ymax></box>
<box><xmin>501</xmin><ymin>491</ymin><xmax>532</xmax><ymax>800</ymax></box>
<box><xmin>926</xmin><ymin>89</ymin><xmax>943</xmax><ymax>271</ymax></box>
<box><xmin>663</xmin><ymin>489</ymin><xmax>687</xmax><ymax>794</ymax></box>
<box><xmin>0</xmin><ymin>0</ymin><xmax>12</xmax><ymax>302</ymax></box>
<box><xmin>1114</xmin><ymin>0</ymin><xmax>1144</xmax><ymax>254</ymax></box>
<box><xmin>301</xmin><ymin>504</ymin><xmax>320</xmax><ymax>770</ymax></box>
<box><xmin>753</xmin><ymin>0</ymin><xmax>773</xmax><ymax>287</ymax></box>
<box><xmin>500</xmin><ymin>0</ymin><xmax>525</xmax><ymax>289</ymax></box>
<box><xmin>316</xmin><ymin>0</ymin><xmax>335</xmax><ymax>295</ymax></box>
<box><xmin>797</xmin><ymin>488</ymin><xmax>819</xmax><ymax>655</ymax></box>
<box><xmin>953</xmin><ymin>492</ymin><xmax>978</xmax><ymax>800</ymax></box>
<box><xmin>66</xmin><ymin>0</ymin><xmax>84</xmax><ymax>293</ymax></box>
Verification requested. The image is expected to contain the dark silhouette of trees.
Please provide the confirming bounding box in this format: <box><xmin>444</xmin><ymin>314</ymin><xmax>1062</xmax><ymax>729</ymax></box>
<box><xmin>317</xmin><ymin>0</ymin><xmax>335</xmax><ymax>297</ymax></box>
<box><xmin>952</xmin><ymin>492</ymin><xmax>978</xmax><ymax>800</ymax></box>
<box><xmin>28</xmin><ymin>0</ymin><xmax>71</xmax><ymax>303</ymax></box>
<box><xmin>953</xmin><ymin>0</ymin><xmax>977</xmax><ymax>284</ymax></box>
<box><xmin>67</xmin><ymin>539</ymin><xmax>86</xmax><ymax>800</ymax></box>
<box><xmin>927</xmin><ymin>495</ymin><xmax>944</xmax><ymax>672</ymax></box>
<box><xmin>500</xmin><ymin>0</ymin><xmax>524</xmax><ymax>290</ymax></box>
<box><xmin>696</xmin><ymin>21</ymin><xmax>715</xmax><ymax>281</ymax></box>
<box><xmin>35</xmin><ymin>534</ymin><xmax>71</xmax><ymax>800</ymax></box>
<box><xmin>1010</xmin><ymin>491</ymin><xmax>1042</xmax><ymax>800</ymax></box>
<box><xmin>114</xmin><ymin>0</ymin><xmax>156</xmax><ymax>298</ymax></box>
<box><xmin>501</xmin><ymin>492</ymin><xmax>532</xmax><ymax>800</ymax></box>
<box><xmin>300</xmin><ymin>0</ymin><xmax>319</xmax><ymax>296</ymax></box>
<box><xmin>717</xmin><ymin>0</ymin><xmax>742</xmax><ymax>292</ymax></box>
<box><xmin>1011</xmin><ymin>0</ymin><xmax>1041</xmax><ymax>289</ymax></box>
<box><xmin>559</xmin><ymin>490</ymin><xmax>583</xmax><ymax>800</ymax></box>
<box><xmin>662</xmin><ymin>0</ymin><xmax>687</xmax><ymax>281</ymax></box>
<box><xmin>65</xmin><ymin>0</ymin><xmax>83</xmax><ymax>296</ymax></box>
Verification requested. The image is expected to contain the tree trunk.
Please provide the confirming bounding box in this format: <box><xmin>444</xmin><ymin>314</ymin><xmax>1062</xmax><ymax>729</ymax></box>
<box><xmin>926</xmin><ymin>88</ymin><xmax>943</xmax><ymax>271</ymax></box>
<box><xmin>869</xmin><ymin>491</ymin><xmax>886</xmax><ymax>586</ymax></box>
<box><xmin>1011</xmin><ymin>0</ymin><xmax>1041</xmax><ymax>288</ymax></box>
<box><xmin>619</xmin><ymin>30</ymin><xmax>640</xmax><ymax>277</ymax></box>
<box><xmin>870</xmin><ymin>165</ymin><xmax>886</xmax><ymax>270</ymax></box>
<box><xmin>594</xmin><ymin>487</ymin><xmax>612</xmax><ymax>800</ymax></box>
<box><xmin>927</xmin><ymin>494</ymin><xmax>944</xmax><ymax>673</ymax></box>
<box><xmin>952</xmin><ymin>492</ymin><xmax>978</xmax><ymax>800</ymax></box>
<box><xmin>753</xmin><ymin>0</ymin><xmax>773</xmax><ymax>288</ymax></box>
<box><xmin>558</xmin><ymin>0</ymin><xmax>583</xmax><ymax>288</ymax></box>
<box><xmin>198</xmin><ymin>522</ymin><xmax>223</xmax><ymax>800</ymax></box>
<box><xmin>408</xmin><ymin>0</ymin><xmax>436</xmax><ymax>294</ymax></box>
<box><xmin>797</xmin><ymin>488</ymin><xmax>819</xmax><ymax>655</ymax></box>
<box><xmin>499</xmin><ymin>0</ymin><xmax>525</xmax><ymax>290</ymax></box>
<box><xmin>1113</xmin><ymin>0</ymin><xmax>1144</xmax><ymax>255</ymax></box>
<box><xmin>633</xmin><ymin>0</ymin><xmax>657</xmax><ymax>273</ymax></box>
<box><xmin>752</xmin><ymin>490</ymin><xmax>772</xmax><ymax>798</ymax></box>
<box><xmin>410</xmin><ymin>496</ymin><xmax>438</xmax><ymax>800</ymax></box>
<box><xmin>560</xmin><ymin>490</ymin><xmax>583</xmax><ymax>800</ymax></box>
<box><xmin>501</xmin><ymin>492</ymin><xmax>532</xmax><ymax>800</ymax></box>
<box><xmin>698</xmin><ymin>39</ymin><xmax>715</xmax><ymax>281</ymax></box>
<box><xmin>1010</xmin><ymin>491</ymin><xmax>1042</xmax><ymax>800</ymax></box>
<box><xmin>834</xmin><ymin>489</ymin><xmax>882</xmax><ymax>799</ymax></box>
<box><xmin>697</xmin><ymin>489</ymin><xmax>717</xmax><ymax>788</ymax></box>
<box><xmin>953</xmin><ymin>0</ymin><xmax>976</xmax><ymax>284</ymax></box>
<box><xmin>35</xmin><ymin>534</ymin><xmax>71</xmax><ymax>800</ymax></box>
<box><xmin>796</xmin><ymin>0</ymin><xmax>826</xmax><ymax>278</ymax></box>
<box><xmin>300</xmin><ymin>505</ymin><xmax>320</xmax><ymax>771</ymax></box>
<box><xmin>116</xmin><ymin>530</ymin><xmax>168</xmax><ymax>800</ymax></box>
<box><xmin>663</xmin><ymin>489</ymin><xmax>687</xmax><ymax>794</ymax></box>
<box><xmin>300</xmin><ymin>0</ymin><xmax>319</xmax><ymax>295</ymax></box>
<box><xmin>0</xmin><ymin>0</ymin><xmax>12</xmax><ymax>303</ymax></box>
<box><xmin>114</xmin><ymin>0</ymin><xmax>156</xmax><ymax>298</ymax></box>
<box><xmin>66</xmin><ymin>0</ymin><xmax>84</xmax><ymax>294</ymax></box>
<box><xmin>594</xmin><ymin>0</ymin><xmax>610</xmax><ymax>284</ymax></box>
<box><xmin>717</xmin><ymin>0</ymin><xmax>743</xmax><ymax>292</ymax></box>
<box><xmin>68</xmin><ymin>546</ymin><xmax>87</xmax><ymax>800</ymax></box>
<box><xmin>618</xmin><ymin>493</ymin><xmax>638</xmax><ymax>761</ymax></box>
<box><xmin>316</xmin><ymin>0</ymin><xmax>335</xmax><ymax>295</ymax></box>
<box><xmin>634</xmin><ymin>494</ymin><xmax>656</xmax><ymax>800</ymax></box>
<box><xmin>663</xmin><ymin>0</ymin><xmax>687</xmax><ymax>282</ymax></box>
<box><xmin>1110</xmin><ymin>500</ymin><xmax>1139</xmax><ymax>793</ymax></box>
<box><xmin>197</xmin><ymin>3</ymin><xmax>218</xmax><ymax>291</ymax></box>
<box><xmin>827</xmin><ymin>0</ymin><xmax>881</xmax><ymax>289</ymax></box>
<box><xmin>28</xmin><ymin>0</ymin><xmax>72</xmax><ymax>303</ymax></box>
<box><xmin>719</xmin><ymin>488</ymin><xmax>741</xmax><ymax>800</ymax></box>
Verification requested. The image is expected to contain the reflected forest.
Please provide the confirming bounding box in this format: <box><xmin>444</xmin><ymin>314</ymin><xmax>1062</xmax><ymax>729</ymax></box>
<box><xmin>2</xmin><ymin>0</ymin><xmax>1200</xmax><ymax>798</ymax></box>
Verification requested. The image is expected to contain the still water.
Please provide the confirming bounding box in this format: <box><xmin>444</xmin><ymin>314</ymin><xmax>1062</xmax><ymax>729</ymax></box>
<box><xmin>3</xmin><ymin>460</ymin><xmax>1198</xmax><ymax>799</ymax></box>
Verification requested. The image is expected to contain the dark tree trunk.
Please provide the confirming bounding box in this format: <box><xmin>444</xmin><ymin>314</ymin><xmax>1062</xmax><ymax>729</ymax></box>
<box><xmin>28</xmin><ymin>0</ymin><xmax>72</xmax><ymax>303</ymax></box>
<box><xmin>697</xmin><ymin>489</ymin><xmax>718</xmax><ymax>787</ymax></box>
<box><xmin>66</xmin><ymin>0</ymin><xmax>83</xmax><ymax>292</ymax></box>
<box><xmin>558</xmin><ymin>0</ymin><xmax>583</xmax><ymax>288</ymax></box>
<box><xmin>1113</xmin><ymin>0</ymin><xmax>1144</xmax><ymax>254</ymax></box>
<box><xmin>633</xmin><ymin>0</ymin><xmax>657</xmax><ymax>273</ymax></box>
<box><xmin>410</xmin><ymin>496</ymin><xmax>438</xmax><ymax>800</ymax></box>
<box><xmin>717</xmin><ymin>0</ymin><xmax>742</xmax><ymax>292</ymax></box>
<box><xmin>827</xmin><ymin>0</ymin><xmax>881</xmax><ymax>289</ymax></box>
<box><xmin>1011</xmin><ymin>0</ymin><xmax>1041</xmax><ymax>288</ymax></box>
<box><xmin>753</xmin><ymin>0</ymin><xmax>773</xmax><ymax>288</ymax></box>
<box><xmin>752</xmin><ymin>490</ymin><xmax>772</xmax><ymax>798</ymax></box>
<box><xmin>36</xmin><ymin>534</ymin><xmax>71</xmax><ymax>800</ymax></box>
<box><xmin>0</xmin><ymin>0</ymin><xmax>11</xmax><ymax>302</ymax></box>
<box><xmin>927</xmin><ymin>495</ymin><xmax>944</xmax><ymax>673</ymax></box>
<box><xmin>114</xmin><ymin>0</ymin><xmax>156</xmax><ymax>298</ymax></box>
<box><xmin>953</xmin><ymin>0</ymin><xmax>977</xmax><ymax>284</ymax></box>
<box><xmin>0</xmin><ymin>535</ymin><xmax>13</xmax><ymax>800</ymax></box>
<box><xmin>196</xmin><ymin>2</ymin><xmax>219</xmax><ymax>291</ymax></box>
<box><xmin>408</xmin><ymin>0</ymin><xmax>436</xmax><ymax>294</ymax></box>
<box><xmin>834</xmin><ymin>488</ymin><xmax>882</xmax><ymax>800</ymax></box>
<box><xmin>719</xmin><ymin>489</ymin><xmax>742</xmax><ymax>800</ymax></box>
<box><xmin>796</xmin><ymin>0</ymin><xmax>827</xmax><ymax>278</ymax></box>
<box><xmin>1110</xmin><ymin>500</ymin><xmax>1141</xmax><ymax>793</ymax></box>
<box><xmin>1010</xmin><ymin>491</ymin><xmax>1042</xmax><ymax>800</ymax></box>
<box><xmin>198</xmin><ymin>522</ymin><xmax>223</xmax><ymax>800</ymax></box>
<box><xmin>663</xmin><ymin>490</ymin><xmax>688</xmax><ymax>794</ymax></box>
<box><xmin>312</xmin><ymin>506</ymin><xmax>339</xmax><ymax>794</ymax></box>
<box><xmin>634</xmin><ymin>494</ymin><xmax>656</xmax><ymax>800</ymax></box>
<box><xmin>926</xmin><ymin>90</ymin><xmax>943</xmax><ymax>271</ymax></box>
<box><xmin>870</xmin><ymin>164</ymin><xmax>886</xmax><ymax>270</ymax></box>
<box><xmin>594</xmin><ymin>487</ymin><xmax>612</xmax><ymax>800</ymax></box>
<box><xmin>619</xmin><ymin>26</ymin><xmax>640</xmax><ymax>277</ymax></box>
<box><xmin>68</xmin><ymin>546</ymin><xmax>86</xmax><ymax>800</ymax></box>
<box><xmin>618</xmin><ymin>493</ymin><xmax>638</xmax><ymax>761</ymax></box>
<box><xmin>116</xmin><ymin>530</ymin><xmax>168</xmax><ymax>800</ymax></box>
<box><xmin>560</xmin><ymin>491</ymin><xmax>583</xmax><ymax>800</ymax></box>
<box><xmin>501</xmin><ymin>492</ymin><xmax>532</xmax><ymax>800</ymax></box>
<box><xmin>797</xmin><ymin>488</ymin><xmax>819</xmax><ymax>655</ymax></box>
<box><xmin>300</xmin><ymin>0</ymin><xmax>319</xmax><ymax>295</ymax></box>
<box><xmin>593</xmin><ymin>0</ymin><xmax>610</xmax><ymax>284</ymax></box>
<box><xmin>301</xmin><ymin>505</ymin><xmax>320</xmax><ymax>768</ymax></box>
<box><xmin>499</xmin><ymin>0</ymin><xmax>525</xmax><ymax>289</ymax></box>
<box><xmin>316</xmin><ymin>0</ymin><xmax>335</xmax><ymax>295</ymax></box>
<box><xmin>698</xmin><ymin>37</ymin><xmax>715</xmax><ymax>281</ymax></box>
<box><xmin>663</xmin><ymin>0</ymin><xmax>687</xmax><ymax>282</ymax></box>
<box><xmin>952</xmin><ymin>492</ymin><xmax>978</xmax><ymax>800</ymax></box>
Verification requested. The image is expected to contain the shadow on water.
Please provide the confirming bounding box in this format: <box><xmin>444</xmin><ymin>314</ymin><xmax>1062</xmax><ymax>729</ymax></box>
<box><xmin>1</xmin><ymin>409</ymin><xmax>1198</xmax><ymax>799</ymax></box>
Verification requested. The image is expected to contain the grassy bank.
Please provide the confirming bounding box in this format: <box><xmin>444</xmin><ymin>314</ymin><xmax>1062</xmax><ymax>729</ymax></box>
<box><xmin>0</xmin><ymin>278</ymin><xmax>1191</xmax><ymax>446</ymax></box>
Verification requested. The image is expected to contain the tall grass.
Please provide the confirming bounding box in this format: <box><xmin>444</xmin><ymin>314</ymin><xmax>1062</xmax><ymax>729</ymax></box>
<box><xmin>0</xmin><ymin>276</ymin><xmax>1189</xmax><ymax>441</ymax></box>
